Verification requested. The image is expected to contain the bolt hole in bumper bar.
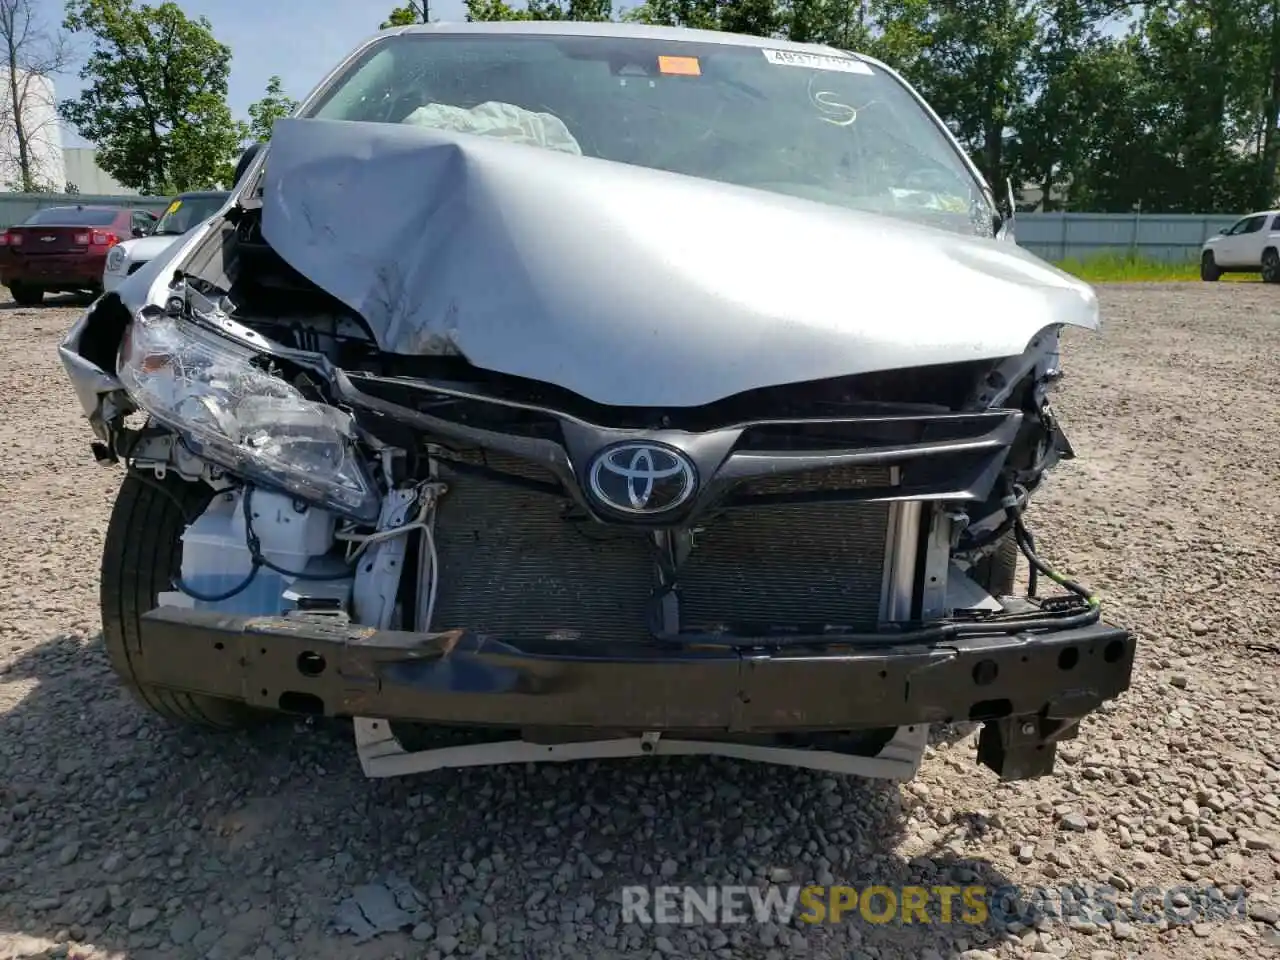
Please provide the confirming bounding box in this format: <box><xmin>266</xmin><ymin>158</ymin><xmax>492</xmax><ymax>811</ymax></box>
<box><xmin>135</xmin><ymin>606</ymin><xmax>1134</xmax><ymax>780</ymax></box>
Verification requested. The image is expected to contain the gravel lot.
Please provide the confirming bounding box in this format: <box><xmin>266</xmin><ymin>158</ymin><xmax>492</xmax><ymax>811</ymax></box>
<box><xmin>1</xmin><ymin>284</ymin><xmax>1279</xmax><ymax>960</ymax></box>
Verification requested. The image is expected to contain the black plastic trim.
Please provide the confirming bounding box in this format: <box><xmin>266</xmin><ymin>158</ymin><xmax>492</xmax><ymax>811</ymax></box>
<box><xmin>333</xmin><ymin>371</ymin><xmax>1023</xmax><ymax>525</ymax></box>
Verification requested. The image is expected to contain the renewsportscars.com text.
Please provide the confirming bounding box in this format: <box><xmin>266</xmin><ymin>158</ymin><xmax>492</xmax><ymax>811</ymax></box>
<box><xmin>620</xmin><ymin>883</ymin><xmax>1249</xmax><ymax>927</ymax></box>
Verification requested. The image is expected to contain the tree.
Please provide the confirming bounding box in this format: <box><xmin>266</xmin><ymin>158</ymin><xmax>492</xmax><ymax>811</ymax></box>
<box><xmin>246</xmin><ymin>75</ymin><xmax>297</xmax><ymax>143</ymax></box>
<box><xmin>624</xmin><ymin>0</ymin><xmax>900</xmax><ymax>64</ymax></box>
<box><xmin>0</xmin><ymin>0</ymin><xmax>72</xmax><ymax>193</ymax></box>
<box><xmin>381</xmin><ymin>2</ymin><xmax>428</xmax><ymax>28</ymax></box>
<box><xmin>623</xmin><ymin>0</ymin><xmax>780</xmax><ymax>37</ymax></box>
<box><xmin>58</xmin><ymin>0</ymin><xmax>246</xmax><ymax>194</ymax></box>
<box><xmin>1247</xmin><ymin>0</ymin><xmax>1280</xmax><ymax>209</ymax></box>
<box><xmin>878</xmin><ymin>0</ymin><xmax>1039</xmax><ymax>191</ymax></box>
<box><xmin>1007</xmin><ymin>0</ymin><xmax>1113</xmax><ymax>210</ymax></box>
<box><xmin>464</xmin><ymin>0</ymin><xmax>611</xmax><ymax>21</ymax></box>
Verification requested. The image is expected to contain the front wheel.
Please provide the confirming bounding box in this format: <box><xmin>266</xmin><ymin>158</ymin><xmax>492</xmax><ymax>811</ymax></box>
<box><xmin>1200</xmin><ymin>252</ymin><xmax>1222</xmax><ymax>282</ymax></box>
<box><xmin>1263</xmin><ymin>248</ymin><xmax>1280</xmax><ymax>284</ymax></box>
<box><xmin>8</xmin><ymin>282</ymin><xmax>43</xmax><ymax>306</ymax></box>
<box><xmin>100</xmin><ymin>473</ymin><xmax>265</xmax><ymax>730</ymax></box>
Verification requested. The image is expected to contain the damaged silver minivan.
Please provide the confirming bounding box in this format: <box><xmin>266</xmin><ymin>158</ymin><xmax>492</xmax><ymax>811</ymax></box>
<box><xmin>58</xmin><ymin>21</ymin><xmax>1134</xmax><ymax>782</ymax></box>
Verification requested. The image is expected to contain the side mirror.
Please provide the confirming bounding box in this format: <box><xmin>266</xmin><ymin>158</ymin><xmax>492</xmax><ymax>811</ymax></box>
<box><xmin>1219</xmin><ymin>228</ymin><xmax>1228</xmax><ymax>235</ymax></box>
<box><xmin>131</xmin><ymin>225</ymin><xmax>147</xmax><ymax>238</ymax></box>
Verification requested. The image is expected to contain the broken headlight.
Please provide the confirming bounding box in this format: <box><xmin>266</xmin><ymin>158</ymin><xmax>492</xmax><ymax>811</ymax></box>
<box><xmin>117</xmin><ymin>313</ymin><xmax>379</xmax><ymax>521</ymax></box>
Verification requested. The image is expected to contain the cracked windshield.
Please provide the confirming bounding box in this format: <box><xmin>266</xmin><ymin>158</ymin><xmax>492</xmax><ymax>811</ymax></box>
<box><xmin>309</xmin><ymin>34</ymin><xmax>996</xmax><ymax>237</ymax></box>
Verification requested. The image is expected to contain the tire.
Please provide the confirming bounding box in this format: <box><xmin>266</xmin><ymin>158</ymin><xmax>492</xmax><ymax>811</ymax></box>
<box><xmin>1200</xmin><ymin>252</ymin><xmax>1221</xmax><ymax>282</ymax></box>
<box><xmin>1263</xmin><ymin>248</ymin><xmax>1280</xmax><ymax>284</ymax></box>
<box><xmin>100</xmin><ymin>473</ymin><xmax>265</xmax><ymax>730</ymax></box>
<box><xmin>9</xmin><ymin>282</ymin><xmax>43</xmax><ymax>306</ymax></box>
<box><xmin>970</xmin><ymin>530</ymin><xmax>1019</xmax><ymax>598</ymax></box>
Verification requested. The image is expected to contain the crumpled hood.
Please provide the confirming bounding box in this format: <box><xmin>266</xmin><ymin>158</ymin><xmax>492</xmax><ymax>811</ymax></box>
<box><xmin>262</xmin><ymin>117</ymin><xmax>1098</xmax><ymax>407</ymax></box>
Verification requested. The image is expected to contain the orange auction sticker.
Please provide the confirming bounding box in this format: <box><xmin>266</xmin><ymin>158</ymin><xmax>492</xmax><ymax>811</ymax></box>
<box><xmin>658</xmin><ymin>55</ymin><xmax>701</xmax><ymax>76</ymax></box>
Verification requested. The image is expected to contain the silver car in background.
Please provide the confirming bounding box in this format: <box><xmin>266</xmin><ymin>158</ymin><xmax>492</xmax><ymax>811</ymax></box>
<box><xmin>57</xmin><ymin>22</ymin><xmax>1133</xmax><ymax>784</ymax></box>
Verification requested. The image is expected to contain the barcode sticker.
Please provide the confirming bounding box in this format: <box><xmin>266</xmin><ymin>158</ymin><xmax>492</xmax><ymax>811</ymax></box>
<box><xmin>762</xmin><ymin>49</ymin><xmax>873</xmax><ymax>74</ymax></box>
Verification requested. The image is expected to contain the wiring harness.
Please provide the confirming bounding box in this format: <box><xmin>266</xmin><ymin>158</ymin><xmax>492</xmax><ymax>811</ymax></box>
<box><xmin>1014</xmin><ymin>514</ymin><xmax>1100</xmax><ymax>609</ymax></box>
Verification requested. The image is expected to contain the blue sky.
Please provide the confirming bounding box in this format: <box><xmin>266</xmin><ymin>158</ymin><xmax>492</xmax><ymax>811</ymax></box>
<box><xmin>44</xmin><ymin>0</ymin><xmax>470</xmax><ymax>148</ymax></box>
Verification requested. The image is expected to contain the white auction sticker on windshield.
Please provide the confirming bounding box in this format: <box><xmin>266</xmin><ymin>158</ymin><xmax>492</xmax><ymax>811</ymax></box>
<box><xmin>762</xmin><ymin>49</ymin><xmax>873</xmax><ymax>74</ymax></box>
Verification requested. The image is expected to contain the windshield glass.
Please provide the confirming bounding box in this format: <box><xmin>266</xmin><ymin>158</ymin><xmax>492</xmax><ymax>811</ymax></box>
<box><xmin>153</xmin><ymin>195</ymin><xmax>227</xmax><ymax>236</ymax></box>
<box><xmin>307</xmin><ymin>34</ymin><xmax>995</xmax><ymax>237</ymax></box>
<box><xmin>24</xmin><ymin>207</ymin><xmax>118</xmax><ymax>226</ymax></box>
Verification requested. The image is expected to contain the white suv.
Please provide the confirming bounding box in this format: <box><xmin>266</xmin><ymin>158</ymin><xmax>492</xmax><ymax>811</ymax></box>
<box><xmin>1200</xmin><ymin>210</ymin><xmax>1280</xmax><ymax>282</ymax></box>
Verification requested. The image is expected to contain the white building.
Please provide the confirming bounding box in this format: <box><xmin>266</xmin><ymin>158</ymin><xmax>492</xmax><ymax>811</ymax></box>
<box><xmin>0</xmin><ymin>69</ymin><xmax>66</xmax><ymax>191</ymax></box>
<box><xmin>0</xmin><ymin>71</ymin><xmax>135</xmax><ymax>196</ymax></box>
<box><xmin>63</xmin><ymin>146</ymin><xmax>135</xmax><ymax>195</ymax></box>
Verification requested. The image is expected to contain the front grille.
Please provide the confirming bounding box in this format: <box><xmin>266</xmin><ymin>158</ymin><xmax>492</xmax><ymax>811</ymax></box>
<box><xmin>428</xmin><ymin>456</ymin><xmax>892</xmax><ymax>642</ymax></box>
<box><xmin>735</xmin><ymin>464</ymin><xmax>892</xmax><ymax>497</ymax></box>
<box><xmin>439</xmin><ymin>448</ymin><xmax>562</xmax><ymax>485</ymax></box>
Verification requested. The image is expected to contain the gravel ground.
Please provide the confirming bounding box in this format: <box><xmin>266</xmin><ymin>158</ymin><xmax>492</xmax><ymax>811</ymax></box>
<box><xmin>1</xmin><ymin>284</ymin><xmax>1279</xmax><ymax>960</ymax></box>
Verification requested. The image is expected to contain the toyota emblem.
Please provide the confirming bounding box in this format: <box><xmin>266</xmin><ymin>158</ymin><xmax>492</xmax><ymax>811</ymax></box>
<box><xmin>587</xmin><ymin>442</ymin><xmax>697</xmax><ymax>515</ymax></box>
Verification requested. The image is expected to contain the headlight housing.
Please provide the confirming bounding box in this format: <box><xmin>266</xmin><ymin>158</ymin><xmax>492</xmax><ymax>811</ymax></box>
<box><xmin>105</xmin><ymin>246</ymin><xmax>127</xmax><ymax>273</ymax></box>
<box><xmin>117</xmin><ymin>313</ymin><xmax>378</xmax><ymax>521</ymax></box>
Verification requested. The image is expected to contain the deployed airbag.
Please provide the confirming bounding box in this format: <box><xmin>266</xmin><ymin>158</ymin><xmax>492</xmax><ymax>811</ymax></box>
<box><xmin>402</xmin><ymin>101</ymin><xmax>583</xmax><ymax>156</ymax></box>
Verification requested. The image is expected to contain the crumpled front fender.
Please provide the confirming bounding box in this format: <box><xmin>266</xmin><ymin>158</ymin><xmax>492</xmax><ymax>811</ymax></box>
<box><xmin>59</xmin><ymin>299</ymin><xmax>124</xmax><ymax>420</ymax></box>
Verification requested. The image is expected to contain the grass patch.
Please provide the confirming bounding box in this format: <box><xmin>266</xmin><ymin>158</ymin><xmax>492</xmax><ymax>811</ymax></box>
<box><xmin>1051</xmin><ymin>253</ymin><xmax>1258</xmax><ymax>283</ymax></box>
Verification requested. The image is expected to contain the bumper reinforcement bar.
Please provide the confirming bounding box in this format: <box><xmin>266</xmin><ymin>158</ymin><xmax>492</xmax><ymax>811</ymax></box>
<box><xmin>135</xmin><ymin>606</ymin><xmax>1135</xmax><ymax>780</ymax></box>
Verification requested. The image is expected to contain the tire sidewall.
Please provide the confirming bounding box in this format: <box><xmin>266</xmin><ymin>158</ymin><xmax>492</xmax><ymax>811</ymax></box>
<box><xmin>9</xmin><ymin>282</ymin><xmax>42</xmax><ymax>305</ymax></box>
<box><xmin>100</xmin><ymin>473</ymin><xmax>264</xmax><ymax>729</ymax></box>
